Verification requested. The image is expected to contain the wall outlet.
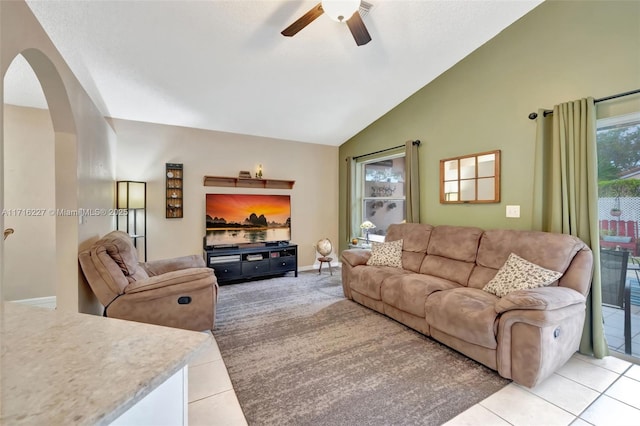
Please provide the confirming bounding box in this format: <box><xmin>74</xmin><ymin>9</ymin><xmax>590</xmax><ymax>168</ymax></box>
<box><xmin>506</xmin><ymin>205</ymin><xmax>520</xmax><ymax>218</ymax></box>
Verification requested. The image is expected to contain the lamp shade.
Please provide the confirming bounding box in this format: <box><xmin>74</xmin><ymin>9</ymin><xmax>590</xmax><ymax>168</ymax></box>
<box><xmin>117</xmin><ymin>181</ymin><xmax>146</xmax><ymax>209</ymax></box>
<box><xmin>321</xmin><ymin>0</ymin><xmax>360</xmax><ymax>22</ymax></box>
<box><xmin>360</xmin><ymin>220</ymin><xmax>376</xmax><ymax>230</ymax></box>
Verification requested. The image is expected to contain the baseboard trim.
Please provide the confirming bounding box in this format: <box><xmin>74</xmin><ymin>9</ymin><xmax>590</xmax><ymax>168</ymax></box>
<box><xmin>299</xmin><ymin>262</ymin><xmax>342</xmax><ymax>272</ymax></box>
<box><xmin>10</xmin><ymin>296</ymin><xmax>57</xmax><ymax>309</ymax></box>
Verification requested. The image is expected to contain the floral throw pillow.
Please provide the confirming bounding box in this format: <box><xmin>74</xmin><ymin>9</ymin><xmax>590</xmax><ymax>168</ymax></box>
<box><xmin>366</xmin><ymin>239</ymin><xmax>403</xmax><ymax>268</ymax></box>
<box><xmin>483</xmin><ymin>253</ymin><xmax>563</xmax><ymax>297</ymax></box>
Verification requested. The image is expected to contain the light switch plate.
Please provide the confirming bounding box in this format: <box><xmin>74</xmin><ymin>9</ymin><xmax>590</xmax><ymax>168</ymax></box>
<box><xmin>506</xmin><ymin>205</ymin><xmax>520</xmax><ymax>218</ymax></box>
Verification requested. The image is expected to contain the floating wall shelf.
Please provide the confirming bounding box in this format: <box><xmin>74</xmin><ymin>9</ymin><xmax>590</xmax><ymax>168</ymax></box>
<box><xmin>166</xmin><ymin>163</ymin><xmax>183</xmax><ymax>218</ymax></box>
<box><xmin>203</xmin><ymin>176</ymin><xmax>295</xmax><ymax>189</ymax></box>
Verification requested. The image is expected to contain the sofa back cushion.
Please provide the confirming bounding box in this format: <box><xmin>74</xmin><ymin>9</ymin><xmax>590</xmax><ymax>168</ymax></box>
<box><xmin>420</xmin><ymin>225</ymin><xmax>483</xmax><ymax>285</ymax></box>
<box><xmin>386</xmin><ymin>223</ymin><xmax>433</xmax><ymax>272</ymax></box>
<box><xmin>469</xmin><ymin>229</ymin><xmax>585</xmax><ymax>289</ymax></box>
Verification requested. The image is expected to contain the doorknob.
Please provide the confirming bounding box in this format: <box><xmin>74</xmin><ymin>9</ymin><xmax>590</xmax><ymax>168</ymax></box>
<box><xmin>3</xmin><ymin>228</ymin><xmax>14</xmax><ymax>240</ymax></box>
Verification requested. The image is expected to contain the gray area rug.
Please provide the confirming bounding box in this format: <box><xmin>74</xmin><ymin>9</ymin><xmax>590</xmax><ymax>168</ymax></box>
<box><xmin>213</xmin><ymin>271</ymin><xmax>509</xmax><ymax>425</ymax></box>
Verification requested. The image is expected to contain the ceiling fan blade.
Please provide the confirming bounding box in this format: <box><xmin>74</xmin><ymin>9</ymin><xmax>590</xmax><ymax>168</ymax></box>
<box><xmin>346</xmin><ymin>11</ymin><xmax>371</xmax><ymax>46</ymax></box>
<box><xmin>281</xmin><ymin>3</ymin><xmax>324</xmax><ymax>37</ymax></box>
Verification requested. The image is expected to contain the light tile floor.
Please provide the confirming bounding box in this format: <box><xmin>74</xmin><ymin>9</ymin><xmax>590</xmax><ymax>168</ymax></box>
<box><xmin>603</xmin><ymin>303</ymin><xmax>640</xmax><ymax>357</ymax></box>
<box><xmin>446</xmin><ymin>354</ymin><xmax>640</xmax><ymax>426</ymax></box>
<box><xmin>602</xmin><ymin>264</ymin><xmax>640</xmax><ymax>357</ymax></box>
<box><xmin>188</xmin><ymin>337</ymin><xmax>247</xmax><ymax>426</ymax></box>
<box><xmin>188</xmin><ymin>334</ymin><xmax>640</xmax><ymax>426</ymax></box>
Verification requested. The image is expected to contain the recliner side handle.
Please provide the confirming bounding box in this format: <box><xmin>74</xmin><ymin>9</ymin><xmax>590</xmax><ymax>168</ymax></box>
<box><xmin>177</xmin><ymin>296</ymin><xmax>192</xmax><ymax>305</ymax></box>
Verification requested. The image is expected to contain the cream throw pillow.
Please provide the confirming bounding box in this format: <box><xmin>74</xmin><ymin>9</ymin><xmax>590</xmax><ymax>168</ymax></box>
<box><xmin>483</xmin><ymin>253</ymin><xmax>563</xmax><ymax>297</ymax></box>
<box><xmin>366</xmin><ymin>239</ymin><xmax>403</xmax><ymax>268</ymax></box>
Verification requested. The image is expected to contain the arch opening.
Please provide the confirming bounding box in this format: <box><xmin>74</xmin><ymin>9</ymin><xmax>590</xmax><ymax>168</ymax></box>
<box><xmin>2</xmin><ymin>49</ymin><xmax>79</xmax><ymax>311</ymax></box>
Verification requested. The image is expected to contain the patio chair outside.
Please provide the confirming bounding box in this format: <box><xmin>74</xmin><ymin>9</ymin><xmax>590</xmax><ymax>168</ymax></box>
<box><xmin>600</xmin><ymin>249</ymin><xmax>631</xmax><ymax>354</ymax></box>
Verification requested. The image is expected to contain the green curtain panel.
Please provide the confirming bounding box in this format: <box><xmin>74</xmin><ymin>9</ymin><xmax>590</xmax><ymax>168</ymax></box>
<box><xmin>405</xmin><ymin>140</ymin><xmax>421</xmax><ymax>223</ymax></box>
<box><xmin>532</xmin><ymin>97</ymin><xmax>608</xmax><ymax>358</ymax></box>
<box><xmin>345</xmin><ymin>157</ymin><xmax>353</xmax><ymax>242</ymax></box>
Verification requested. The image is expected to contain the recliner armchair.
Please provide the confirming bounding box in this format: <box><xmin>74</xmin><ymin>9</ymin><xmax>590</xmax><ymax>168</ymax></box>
<box><xmin>79</xmin><ymin>230</ymin><xmax>218</xmax><ymax>331</ymax></box>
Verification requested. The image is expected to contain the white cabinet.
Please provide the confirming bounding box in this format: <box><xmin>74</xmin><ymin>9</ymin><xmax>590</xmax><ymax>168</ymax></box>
<box><xmin>111</xmin><ymin>367</ymin><xmax>187</xmax><ymax>426</ymax></box>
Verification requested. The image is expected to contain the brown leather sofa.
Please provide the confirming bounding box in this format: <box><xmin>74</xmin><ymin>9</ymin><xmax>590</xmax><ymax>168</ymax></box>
<box><xmin>79</xmin><ymin>230</ymin><xmax>218</xmax><ymax>331</ymax></box>
<box><xmin>341</xmin><ymin>223</ymin><xmax>593</xmax><ymax>388</ymax></box>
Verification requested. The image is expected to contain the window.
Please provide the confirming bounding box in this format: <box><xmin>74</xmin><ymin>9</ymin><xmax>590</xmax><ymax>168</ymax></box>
<box><xmin>597</xmin><ymin>112</ymin><xmax>640</xmax><ymax>182</ymax></box>
<box><xmin>355</xmin><ymin>152</ymin><xmax>406</xmax><ymax>239</ymax></box>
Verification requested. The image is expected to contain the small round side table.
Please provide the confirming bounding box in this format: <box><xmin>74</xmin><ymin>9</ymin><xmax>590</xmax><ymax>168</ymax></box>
<box><xmin>318</xmin><ymin>256</ymin><xmax>333</xmax><ymax>275</ymax></box>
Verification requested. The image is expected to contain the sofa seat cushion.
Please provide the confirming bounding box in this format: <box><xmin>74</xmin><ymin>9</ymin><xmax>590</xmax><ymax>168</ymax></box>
<box><xmin>425</xmin><ymin>288</ymin><xmax>500</xmax><ymax>349</ymax></box>
<box><xmin>381</xmin><ymin>273</ymin><xmax>461</xmax><ymax>317</ymax></box>
<box><xmin>349</xmin><ymin>266</ymin><xmax>410</xmax><ymax>301</ymax></box>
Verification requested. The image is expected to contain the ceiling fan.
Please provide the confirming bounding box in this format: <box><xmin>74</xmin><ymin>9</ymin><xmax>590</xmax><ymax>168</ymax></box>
<box><xmin>281</xmin><ymin>1</ymin><xmax>372</xmax><ymax>46</ymax></box>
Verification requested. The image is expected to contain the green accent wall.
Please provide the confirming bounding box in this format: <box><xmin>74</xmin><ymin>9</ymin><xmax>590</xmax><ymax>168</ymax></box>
<box><xmin>339</xmin><ymin>0</ymin><xmax>640</xmax><ymax>252</ymax></box>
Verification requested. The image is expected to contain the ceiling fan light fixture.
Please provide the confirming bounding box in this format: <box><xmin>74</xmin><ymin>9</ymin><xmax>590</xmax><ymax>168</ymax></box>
<box><xmin>321</xmin><ymin>0</ymin><xmax>361</xmax><ymax>23</ymax></box>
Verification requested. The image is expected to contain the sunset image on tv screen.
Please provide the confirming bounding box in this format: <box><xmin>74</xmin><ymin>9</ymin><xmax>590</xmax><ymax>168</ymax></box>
<box><xmin>205</xmin><ymin>194</ymin><xmax>291</xmax><ymax>245</ymax></box>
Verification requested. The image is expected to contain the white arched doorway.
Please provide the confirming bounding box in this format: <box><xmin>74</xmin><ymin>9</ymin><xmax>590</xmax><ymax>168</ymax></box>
<box><xmin>1</xmin><ymin>48</ymin><xmax>78</xmax><ymax>310</ymax></box>
<box><xmin>3</xmin><ymin>54</ymin><xmax>55</xmax><ymax>304</ymax></box>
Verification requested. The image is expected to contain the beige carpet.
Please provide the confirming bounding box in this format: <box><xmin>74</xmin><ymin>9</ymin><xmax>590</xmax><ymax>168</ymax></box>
<box><xmin>213</xmin><ymin>271</ymin><xmax>509</xmax><ymax>425</ymax></box>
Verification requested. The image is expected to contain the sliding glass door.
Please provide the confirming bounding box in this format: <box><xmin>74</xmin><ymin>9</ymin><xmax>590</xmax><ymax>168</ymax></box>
<box><xmin>597</xmin><ymin>111</ymin><xmax>640</xmax><ymax>359</ymax></box>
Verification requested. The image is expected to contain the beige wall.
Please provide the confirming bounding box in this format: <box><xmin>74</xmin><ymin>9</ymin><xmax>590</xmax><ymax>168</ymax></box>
<box><xmin>111</xmin><ymin>118</ymin><xmax>339</xmax><ymax>269</ymax></box>
<box><xmin>338</xmin><ymin>0</ymin><xmax>640</xmax><ymax>251</ymax></box>
<box><xmin>1</xmin><ymin>1</ymin><xmax>117</xmax><ymax>313</ymax></box>
<box><xmin>3</xmin><ymin>105</ymin><xmax>56</xmax><ymax>301</ymax></box>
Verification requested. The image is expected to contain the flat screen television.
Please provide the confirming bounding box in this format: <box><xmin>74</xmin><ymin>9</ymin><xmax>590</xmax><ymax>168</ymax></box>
<box><xmin>205</xmin><ymin>193</ymin><xmax>291</xmax><ymax>247</ymax></box>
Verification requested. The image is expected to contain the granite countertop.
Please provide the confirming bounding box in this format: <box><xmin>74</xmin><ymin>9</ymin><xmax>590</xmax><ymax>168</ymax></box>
<box><xmin>0</xmin><ymin>302</ymin><xmax>211</xmax><ymax>425</ymax></box>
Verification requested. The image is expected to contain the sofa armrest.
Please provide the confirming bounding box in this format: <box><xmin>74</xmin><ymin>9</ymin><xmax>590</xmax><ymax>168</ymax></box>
<box><xmin>143</xmin><ymin>255</ymin><xmax>206</xmax><ymax>276</ymax></box>
<box><xmin>495</xmin><ymin>287</ymin><xmax>586</xmax><ymax>314</ymax></box>
<box><xmin>497</xmin><ymin>302</ymin><xmax>586</xmax><ymax>387</ymax></box>
<box><xmin>341</xmin><ymin>249</ymin><xmax>371</xmax><ymax>267</ymax></box>
<box><xmin>124</xmin><ymin>267</ymin><xmax>215</xmax><ymax>294</ymax></box>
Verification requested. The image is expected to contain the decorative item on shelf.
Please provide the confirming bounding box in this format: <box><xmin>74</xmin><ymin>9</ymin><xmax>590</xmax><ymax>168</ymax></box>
<box><xmin>116</xmin><ymin>180</ymin><xmax>147</xmax><ymax>261</ymax></box>
<box><xmin>239</xmin><ymin>170</ymin><xmax>252</xmax><ymax>179</ymax></box>
<box><xmin>256</xmin><ymin>164</ymin><xmax>263</xmax><ymax>179</ymax></box>
<box><xmin>360</xmin><ymin>220</ymin><xmax>376</xmax><ymax>244</ymax></box>
<box><xmin>166</xmin><ymin>163</ymin><xmax>183</xmax><ymax>219</ymax></box>
<box><xmin>351</xmin><ymin>238</ymin><xmax>359</xmax><ymax>245</ymax></box>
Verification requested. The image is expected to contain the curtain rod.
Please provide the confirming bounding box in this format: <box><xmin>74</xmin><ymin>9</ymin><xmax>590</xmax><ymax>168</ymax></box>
<box><xmin>528</xmin><ymin>88</ymin><xmax>640</xmax><ymax>120</ymax></box>
<box><xmin>351</xmin><ymin>140</ymin><xmax>421</xmax><ymax>160</ymax></box>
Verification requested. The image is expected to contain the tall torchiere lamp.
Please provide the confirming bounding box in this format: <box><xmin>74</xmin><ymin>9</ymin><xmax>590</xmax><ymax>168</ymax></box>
<box><xmin>116</xmin><ymin>181</ymin><xmax>147</xmax><ymax>261</ymax></box>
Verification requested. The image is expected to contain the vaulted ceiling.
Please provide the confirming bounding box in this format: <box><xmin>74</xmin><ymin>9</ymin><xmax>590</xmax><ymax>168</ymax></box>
<box><xmin>5</xmin><ymin>1</ymin><xmax>543</xmax><ymax>146</ymax></box>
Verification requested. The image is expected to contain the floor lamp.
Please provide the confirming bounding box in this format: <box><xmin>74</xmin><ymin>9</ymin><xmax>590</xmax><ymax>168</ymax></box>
<box><xmin>116</xmin><ymin>180</ymin><xmax>147</xmax><ymax>261</ymax></box>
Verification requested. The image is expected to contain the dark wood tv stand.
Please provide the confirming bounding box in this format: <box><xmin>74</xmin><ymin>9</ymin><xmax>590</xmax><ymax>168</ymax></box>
<box><xmin>203</xmin><ymin>243</ymin><xmax>298</xmax><ymax>283</ymax></box>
